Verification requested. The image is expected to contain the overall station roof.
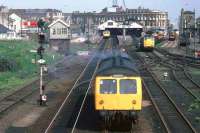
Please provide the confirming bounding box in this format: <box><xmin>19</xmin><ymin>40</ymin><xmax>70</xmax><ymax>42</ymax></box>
<box><xmin>98</xmin><ymin>20</ymin><xmax>143</xmax><ymax>31</ymax></box>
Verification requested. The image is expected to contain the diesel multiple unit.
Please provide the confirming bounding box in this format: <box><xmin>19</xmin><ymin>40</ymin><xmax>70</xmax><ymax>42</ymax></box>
<box><xmin>94</xmin><ymin>52</ymin><xmax>142</xmax><ymax>125</ymax></box>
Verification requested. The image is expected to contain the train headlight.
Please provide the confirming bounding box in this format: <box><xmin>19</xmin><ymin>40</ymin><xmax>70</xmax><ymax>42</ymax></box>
<box><xmin>132</xmin><ymin>100</ymin><xmax>136</xmax><ymax>104</ymax></box>
<box><xmin>99</xmin><ymin>100</ymin><xmax>104</xmax><ymax>105</ymax></box>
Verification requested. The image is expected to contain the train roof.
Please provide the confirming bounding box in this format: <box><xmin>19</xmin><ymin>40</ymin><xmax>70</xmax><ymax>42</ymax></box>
<box><xmin>97</xmin><ymin>51</ymin><xmax>139</xmax><ymax>76</ymax></box>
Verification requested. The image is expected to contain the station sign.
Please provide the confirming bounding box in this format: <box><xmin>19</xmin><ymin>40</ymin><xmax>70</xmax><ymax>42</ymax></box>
<box><xmin>23</xmin><ymin>21</ymin><xmax>38</xmax><ymax>28</ymax></box>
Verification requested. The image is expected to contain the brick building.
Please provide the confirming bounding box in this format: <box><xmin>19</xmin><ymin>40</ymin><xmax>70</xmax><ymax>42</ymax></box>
<box><xmin>72</xmin><ymin>7</ymin><xmax>168</xmax><ymax>31</ymax></box>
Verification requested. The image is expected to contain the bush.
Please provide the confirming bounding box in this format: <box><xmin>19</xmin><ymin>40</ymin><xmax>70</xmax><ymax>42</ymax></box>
<box><xmin>0</xmin><ymin>57</ymin><xmax>18</xmax><ymax>72</ymax></box>
<box><xmin>0</xmin><ymin>40</ymin><xmax>61</xmax><ymax>91</ymax></box>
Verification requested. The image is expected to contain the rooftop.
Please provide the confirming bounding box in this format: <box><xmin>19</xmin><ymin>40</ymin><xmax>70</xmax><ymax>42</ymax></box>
<box><xmin>9</xmin><ymin>8</ymin><xmax>62</xmax><ymax>20</ymax></box>
<box><xmin>183</xmin><ymin>11</ymin><xmax>195</xmax><ymax>14</ymax></box>
<box><xmin>0</xmin><ymin>24</ymin><xmax>11</xmax><ymax>33</ymax></box>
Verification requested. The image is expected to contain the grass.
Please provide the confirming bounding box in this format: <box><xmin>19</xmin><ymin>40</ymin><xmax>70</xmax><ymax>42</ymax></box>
<box><xmin>0</xmin><ymin>40</ymin><xmax>62</xmax><ymax>92</ymax></box>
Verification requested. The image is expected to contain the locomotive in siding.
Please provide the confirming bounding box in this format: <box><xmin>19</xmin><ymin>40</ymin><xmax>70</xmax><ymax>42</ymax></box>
<box><xmin>138</xmin><ymin>34</ymin><xmax>155</xmax><ymax>51</ymax></box>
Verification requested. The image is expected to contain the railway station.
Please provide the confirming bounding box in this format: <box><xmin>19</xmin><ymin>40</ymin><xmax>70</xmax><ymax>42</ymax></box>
<box><xmin>98</xmin><ymin>20</ymin><xmax>143</xmax><ymax>37</ymax></box>
<box><xmin>0</xmin><ymin>0</ymin><xmax>200</xmax><ymax>133</ymax></box>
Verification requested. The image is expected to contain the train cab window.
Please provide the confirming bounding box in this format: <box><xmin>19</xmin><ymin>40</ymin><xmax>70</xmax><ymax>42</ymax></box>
<box><xmin>144</xmin><ymin>35</ymin><xmax>151</xmax><ymax>39</ymax></box>
<box><xmin>100</xmin><ymin>79</ymin><xmax>117</xmax><ymax>94</ymax></box>
<box><xmin>120</xmin><ymin>79</ymin><xmax>137</xmax><ymax>94</ymax></box>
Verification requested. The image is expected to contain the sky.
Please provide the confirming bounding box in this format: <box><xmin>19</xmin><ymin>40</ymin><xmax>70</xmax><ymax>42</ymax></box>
<box><xmin>2</xmin><ymin>0</ymin><xmax>200</xmax><ymax>25</ymax></box>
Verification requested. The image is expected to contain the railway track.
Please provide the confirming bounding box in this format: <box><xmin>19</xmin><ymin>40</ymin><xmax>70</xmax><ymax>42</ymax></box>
<box><xmin>151</xmin><ymin>49</ymin><xmax>200</xmax><ymax>98</ymax></box>
<box><xmin>44</xmin><ymin>39</ymin><xmax>107</xmax><ymax>133</ymax></box>
<box><xmin>0</xmin><ymin>79</ymin><xmax>39</xmax><ymax>115</ymax></box>
<box><xmin>70</xmin><ymin>55</ymin><xmax>102</xmax><ymax>133</ymax></box>
<box><xmin>70</xmin><ymin>37</ymin><xmax>128</xmax><ymax>133</ymax></box>
<box><xmin>44</xmin><ymin>39</ymin><xmax>199</xmax><ymax>133</ymax></box>
<box><xmin>0</xmin><ymin>55</ymin><xmax>77</xmax><ymax>116</ymax></box>
<box><xmin>137</xmin><ymin>50</ymin><xmax>200</xmax><ymax>132</ymax></box>
<box><xmin>150</xmin><ymin>49</ymin><xmax>200</xmax><ymax>90</ymax></box>
<box><xmin>155</xmin><ymin>47</ymin><xmax>200</xmax><ymax>68</ymax></box>
<box><xmin>130</xmin><ymin>51</ymin><xmax>198</xmax><ymax>133</ymax></box>
<box><xmin>71</xmin><ymin>37</ymin><xmax>141</xmax><ymax>133</ymax></box>
<box><xmin>142</xmin><ymin>81</ymin><xmax>171</xmax><ymax>133</ymax></box>
<box><xmin>172</xmin><ymin>70</ymin><xmax>200</xmax><ymax>99</ymax></box>
<box><xmin>0</xmin><ymin>70</ymin><xmax>56</xmax><ymax>115</ymax></box>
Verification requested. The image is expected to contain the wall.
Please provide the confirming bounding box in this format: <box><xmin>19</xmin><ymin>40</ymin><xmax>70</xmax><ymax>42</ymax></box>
<box><xmin>9</xmin><ymin>14</ymin><xmax>22</xmax><ymax>33</ymax></box>
<box><xmin>72</xmin><ymin>10</ymin><xmax>168</xmax><ymax>30</ymax></box>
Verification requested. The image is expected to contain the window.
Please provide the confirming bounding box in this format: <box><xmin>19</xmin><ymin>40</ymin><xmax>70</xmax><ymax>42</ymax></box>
<box><xmin>100</xmin><ymin>79</ymin><xmax>117</xmax><ymax>94</ymax></box>
<box><xmin>52</xmin><ymin>29</ymin><xmax>56</xmax><ymax>35</ymax></box>
<box><xmin>144</xmin><ymin>34</ymin><xmax>152</xmax><ymax>39</ymax></box>
<box><xmin>57</xmin><ymin>28</ymin><xmax>62</xmax><ymax>35</ymax></box>
<box><xmin>108</xmin><ymin>22</ymin><xmax>113</xmax><ymax>26</ymax></box>
<box><xmin>62</xmin><ymin>28</ymin><xmax>67</xmax><ymax>34</ymax></box>
<box><xmin>120</xmin><ymin>79</ymin><xmax>137</xmax><ymax>94</ymax></box>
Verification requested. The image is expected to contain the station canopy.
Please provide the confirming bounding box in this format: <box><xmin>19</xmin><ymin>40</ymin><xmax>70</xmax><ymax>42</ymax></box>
<box><xmin>98</xmin><ymin>20</ymin><xmax>143</xmax><ymax>31</ymax></box>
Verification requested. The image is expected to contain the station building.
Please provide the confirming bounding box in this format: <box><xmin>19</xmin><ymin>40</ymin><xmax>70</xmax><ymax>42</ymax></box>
<box><xmin>179</xmin><ymin>9</ymin><xmax>195</xmax><ymax>35</ymax></box>
<box><xmin>71</xmin><ymin>7</ymin><xmax>168</xmax><ymax>31</ymax></box>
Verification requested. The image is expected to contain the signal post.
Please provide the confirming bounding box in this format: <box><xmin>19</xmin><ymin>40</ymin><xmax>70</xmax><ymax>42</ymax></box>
<box><xmin>37</xmin><ymin>19</ymin><xmax>48</xmax><ymax>106</ymax></box>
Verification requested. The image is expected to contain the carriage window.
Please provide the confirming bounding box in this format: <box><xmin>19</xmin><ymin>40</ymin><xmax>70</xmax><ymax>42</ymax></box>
<box><xmin>100</xmin><ymin>79</ymin><xmax>117</xmax><ymax>94</ymax></box>
<box><xmin>120</xmin><ymin>79</ymin><xmax>137</xmax><ymax>94</ymax></box>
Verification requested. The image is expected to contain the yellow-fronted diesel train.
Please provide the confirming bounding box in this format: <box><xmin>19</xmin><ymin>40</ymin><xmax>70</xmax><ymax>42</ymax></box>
<box><xmin>138</xmin><ymin>34</ymin><xmax>155</xmax><ymax>51</ymax></box>
<box><xmin>102</xmin><ymin>30</ymin><xmax>111</xmax><ymax>38</ymax></box>
<box><xmin>94</xmin><ymin>52</ymin><xmax>142</xmax><ymax>125</ymax></box>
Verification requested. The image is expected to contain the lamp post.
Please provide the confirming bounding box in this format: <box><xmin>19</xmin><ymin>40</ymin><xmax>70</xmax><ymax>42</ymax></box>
<box><xmin>193</xmin><ymin>10</ymin><xmax>196</xmax><ymax>60</ymax></box>
<box><xmin>193</xmin><ymin>27</ymin><xmax>196</xmax><ymax>59</ymax></box>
